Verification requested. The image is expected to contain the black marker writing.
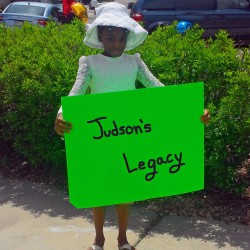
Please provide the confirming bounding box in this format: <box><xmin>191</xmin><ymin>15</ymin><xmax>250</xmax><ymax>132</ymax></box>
<box><xmin>87</xmin><ymin>116</ymin><xmax>152</xmax><ymax>140</ymax></box>
<box><xmin>122</xmin><ymin>152</ymin><xmax>186</xmax><ymax>181</ymax></box>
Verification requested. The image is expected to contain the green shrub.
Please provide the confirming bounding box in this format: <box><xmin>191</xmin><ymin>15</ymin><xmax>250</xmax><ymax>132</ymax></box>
<box><xmin>133</xmin><ymin>25</ymin><xmax>249</xmax><ymax>193</ymax></box>
<box><xmin>206</xmin><ymin>68</ymin><xmax>250</xmax><ymax>193</ymax></box>
<box><xmin>0</xmin><ymin>21</ymin><xmax>249</xmax><ymax>194</ymax></box>
<box><xmin>0</xmin><ymin>20</ymin><xmax>98</xmax><ymax>174</ymax></box>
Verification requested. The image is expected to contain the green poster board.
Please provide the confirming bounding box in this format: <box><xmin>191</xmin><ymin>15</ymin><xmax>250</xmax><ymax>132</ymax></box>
<box><xmin>61</xmin><ymin>82</ymin><xmax>204</xmax><ymax>208</ymax></box>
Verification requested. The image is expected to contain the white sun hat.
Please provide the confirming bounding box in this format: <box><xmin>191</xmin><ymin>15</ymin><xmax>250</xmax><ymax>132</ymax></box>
<box><xmin>83</xmin><ymin>2</ymin><xmax>148</xmax><ymax>51</ymax></box>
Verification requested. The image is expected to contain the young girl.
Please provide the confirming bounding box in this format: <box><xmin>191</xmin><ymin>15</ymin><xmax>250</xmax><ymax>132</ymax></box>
<box><xmin>54</xmin><ymin>3</ymin><xmax>210</xmax><ymax>250</ymax></box>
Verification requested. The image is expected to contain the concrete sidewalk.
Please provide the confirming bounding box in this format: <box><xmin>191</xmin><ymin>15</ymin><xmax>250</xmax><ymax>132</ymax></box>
<box><xmin>0</xmin><ymin>177</ymin><xmax>249</xmax><ymax>250</ymax></box>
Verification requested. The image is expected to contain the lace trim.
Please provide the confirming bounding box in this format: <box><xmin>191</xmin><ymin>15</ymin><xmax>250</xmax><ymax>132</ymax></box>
<box><xmin>68</xmin><ymin>56</ymin><xmax>91</xmax><ymax>96</ymax></box>
<box><xmin>58</xmin><ymin>56</ymin><xmax>91</xmax><ymax>115</ymax></box>
<box><xmin>58</xmin><ymin>53</ymin><xmax>164</xmax><ymax>115</ymax></box>
<box><xmin>135</xmin><ymin>53</ymin><xmax>164</xmax><ymax>87</ymax></box>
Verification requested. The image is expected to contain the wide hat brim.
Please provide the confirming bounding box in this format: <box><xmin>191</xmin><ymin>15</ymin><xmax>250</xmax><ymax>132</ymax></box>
<box><xmin>84</xmin><ymin>3</ymin><xmax>148</xmax><ymax>51</ymax></box>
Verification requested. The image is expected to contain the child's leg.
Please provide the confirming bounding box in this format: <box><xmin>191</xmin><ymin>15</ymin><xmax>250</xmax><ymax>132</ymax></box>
<box><xmin>116</xmin><ymin>204</ymin><xmax>132</xmax><ymax>248</ymax></box>
<box><xmin>89</xmin><ymin>206</ymin><xmax>106</xmax><ymax>249</ymax></box>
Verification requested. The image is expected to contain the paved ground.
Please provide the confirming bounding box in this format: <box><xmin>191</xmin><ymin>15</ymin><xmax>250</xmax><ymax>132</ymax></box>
<box><xmin>0</xmin><ymin>177</ymin><xmax>249</xmax><ymax>250</ymax></box>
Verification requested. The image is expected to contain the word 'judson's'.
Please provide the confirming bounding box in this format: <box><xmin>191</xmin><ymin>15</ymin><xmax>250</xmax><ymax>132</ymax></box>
<box><xmin>86</xmin><ymin>116</ymin><xmax>152</xmax><ymax>139</ymax></box>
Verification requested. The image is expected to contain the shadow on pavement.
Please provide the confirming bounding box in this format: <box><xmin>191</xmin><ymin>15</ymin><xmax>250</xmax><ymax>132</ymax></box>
<box><xmin>139</xmin><ymin>211</ymin><xmax>250</xmax><ymax>249</ymax></box>
<box><xmin>0</xmin><ymin>177</ymin><xmax>156</xmax><ymax>231</ymax></box>
<box><xmin>0</xmin><ymin>178</ymin><xmax>91</xmax><ymax>219</ymax></box>
<box><xmin>1</xmin><ymin>177</ymin><xmax>249</xmax><ymax>249</ymax></box>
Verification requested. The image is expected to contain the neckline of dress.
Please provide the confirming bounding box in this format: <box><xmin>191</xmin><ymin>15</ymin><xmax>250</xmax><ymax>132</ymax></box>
<box><xmin>99</xmin><ymin>53</ymin><xmax>124</xmax><ymax>61</ymax></box>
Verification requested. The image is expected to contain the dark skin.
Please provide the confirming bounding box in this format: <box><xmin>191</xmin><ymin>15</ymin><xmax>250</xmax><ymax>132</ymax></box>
<box><xmin>54</xmin><ymin>26</ymin><xmax>210</xmax><ymax>250</ymax></box>
<box><xmin>99</xmin><ymin>26</ymin><xmax>128</xmax><ymax>58</ymax></box>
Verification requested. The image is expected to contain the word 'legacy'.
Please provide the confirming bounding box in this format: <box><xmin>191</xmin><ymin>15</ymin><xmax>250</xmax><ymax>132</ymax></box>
<box><xmin>122</xmin><ymin>152</ymin><xmax>186</xmax><ymax>181</ymax></box>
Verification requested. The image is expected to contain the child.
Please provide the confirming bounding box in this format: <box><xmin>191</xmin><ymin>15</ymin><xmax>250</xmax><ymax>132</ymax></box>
<box><xmin>54</xmin><ymin>3</ymin><xmax>210</xmax><ymax>250</ymax></box>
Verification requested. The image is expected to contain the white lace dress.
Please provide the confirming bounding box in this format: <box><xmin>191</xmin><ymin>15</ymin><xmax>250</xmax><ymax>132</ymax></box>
<box><xmin>58</xmin><ymin>53</ymin><xmax>164</xmax><ymax>114</ymax></box>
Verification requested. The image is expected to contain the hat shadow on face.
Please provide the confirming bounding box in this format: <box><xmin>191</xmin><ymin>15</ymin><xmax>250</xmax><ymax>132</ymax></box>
<box><xmin>97</xmin><ymin>26</ymin><xmax>130</xmax><ymax>57</ymax></box>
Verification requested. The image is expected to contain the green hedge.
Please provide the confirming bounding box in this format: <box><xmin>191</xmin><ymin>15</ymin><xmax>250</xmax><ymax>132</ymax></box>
<box><xmin>133</xmin><ymin>25</ymin><xmax>250</xmax><ymax>193</ymax></box>
<box><xmin>0</xmin><ymin>21</ymin><xmax>249</xmax><ymax>193</ymax></box>
<box><xmin>0</xmin><ymin>20</ymin><xmax>99</xmax><ymax>175</ymax></box>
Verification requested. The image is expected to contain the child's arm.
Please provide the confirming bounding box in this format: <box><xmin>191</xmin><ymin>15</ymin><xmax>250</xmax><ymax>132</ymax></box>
<box><xmin>135</xmin><ymin>54</ymin><xmax>210</xmax><ymax>124</ymax></box>
<box><xmin>55</xmin><ymin>56</ymin><xmax>91</xmax><ymax>136</ymax></box>
<box><xmin>135</xmin><ymin>53</ymin><xmax>165</xmax><ymax>88</ymax></box>
<box><xmin>57</xmin><ymin>56</ymin><xmax>91</xmax><ymax>114</ymax></box>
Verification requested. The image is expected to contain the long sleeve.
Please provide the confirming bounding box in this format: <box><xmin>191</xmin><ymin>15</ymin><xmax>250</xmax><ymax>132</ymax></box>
<box><xmin>57</xmin><ymin>56</ymin><xmax>91</xmax><ymax>115</ymax></box>
<box><xmin>135</xmin><ymin>53</ymin><xmax>165</xmax><ymax>88</ymax></box>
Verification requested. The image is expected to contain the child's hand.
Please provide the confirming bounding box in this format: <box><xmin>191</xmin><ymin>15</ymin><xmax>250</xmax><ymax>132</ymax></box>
<box><xmin>200</xmin><ymin>109</ymin><xmax>210</xmax><ymax>124</ymax></box>
<box><xmin>54</xmin><ymin>113</ymin><xmax>72</xmax><ymax>136</ymax></box>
